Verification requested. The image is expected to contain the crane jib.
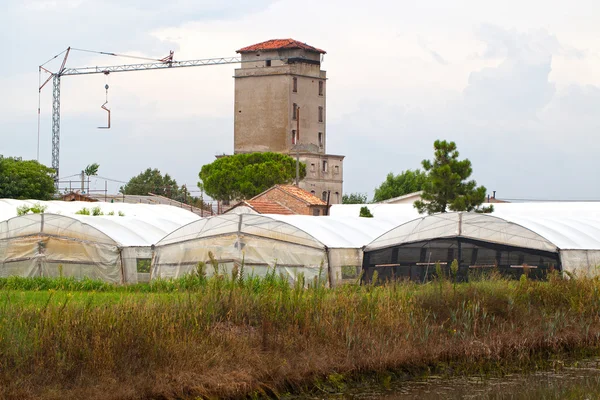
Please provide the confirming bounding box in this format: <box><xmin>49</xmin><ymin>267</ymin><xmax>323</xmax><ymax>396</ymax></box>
<box><xmin>38</xmin><ymin>49</ymin><xmax>298</xmax><ymax>187</ymax></box>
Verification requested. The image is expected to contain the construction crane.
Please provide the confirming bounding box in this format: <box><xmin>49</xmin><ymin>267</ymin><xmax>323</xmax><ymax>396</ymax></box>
<box><xmin>39</xmin><ymin>47</ymin><xmax>289</xmax><ymax>185</ymax></box>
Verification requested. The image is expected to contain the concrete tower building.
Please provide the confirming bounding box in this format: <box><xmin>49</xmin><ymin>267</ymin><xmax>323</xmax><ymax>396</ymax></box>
<box><xmin>234</xmin><ymin>39</ymin><xmax>344</xmax><ymax>204</ymax></box>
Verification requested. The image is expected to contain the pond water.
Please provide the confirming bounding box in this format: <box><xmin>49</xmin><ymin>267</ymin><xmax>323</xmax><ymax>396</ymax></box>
<box><xmin>296</xmin><ymin>359</ymin><xmax>600</xmax><ymax>399</ymax></box>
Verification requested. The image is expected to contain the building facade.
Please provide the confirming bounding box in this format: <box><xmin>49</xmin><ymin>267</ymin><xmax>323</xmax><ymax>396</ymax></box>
<box><xmin>226</xmin><ymin>185</ymin><xmax>329</xmax><ymax>216</ymax></box>
<box><xmin>234</xmin><ymin>39</ymin><xmax>344</xmax><ymax>203</ymax></box>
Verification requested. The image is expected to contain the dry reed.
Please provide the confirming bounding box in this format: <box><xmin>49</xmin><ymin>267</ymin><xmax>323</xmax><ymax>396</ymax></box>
<box><xmin>1</xmin><ymin>271</ymin><xmax>600</xmax><ymax>399</ymax></box>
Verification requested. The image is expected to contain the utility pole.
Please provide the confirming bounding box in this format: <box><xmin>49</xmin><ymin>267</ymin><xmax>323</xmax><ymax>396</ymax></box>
<box><xmin>295</xmin><ymin>107</ymin><xmax>300</xmax><ymax>186</ymax></box>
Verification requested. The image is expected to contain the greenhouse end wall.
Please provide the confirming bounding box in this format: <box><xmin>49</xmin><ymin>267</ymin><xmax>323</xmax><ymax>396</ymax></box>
<box><xmin>152</xmin><ymin>234</ymin><xmax>329</xmax><ymax>285</ymax></box>
<box><xmin>0</xmin><ymin>235</ymin><xmax>123</xmax><ymax>283</ymax></box>
<box><xmin>560</xmin><ymin>250</ymin><xmax>600</xmax><ymax>277</ymax></box>
<box><xmin>362</xmin><ymin>238</ymin><xmax>561</xmax><ymax>283</ymax></box>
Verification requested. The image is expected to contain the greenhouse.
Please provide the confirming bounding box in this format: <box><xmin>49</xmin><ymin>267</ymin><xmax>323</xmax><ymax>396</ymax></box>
<box><xmin>153</xmin><ymin>213</ymin><xmax>328</xmax><ymax>284</ymax></box>
<box><xmin>363</xmin><ymin>210</ymin><xmax>600</xmax><ymax>282</ymax></box>
<box><xmin>267</xmin><ymin>215</ymin><xmax>398</xmax><ymax>285</ymax></box>
<box><xmin>0</xmin><ymin>200</ymin><xmax>200</xmax><ymax>283</ymax></box>
<box><xmin>152</xmin><ymin>214</ymin><xmax>398</xmax><ymax>286</ymax></box>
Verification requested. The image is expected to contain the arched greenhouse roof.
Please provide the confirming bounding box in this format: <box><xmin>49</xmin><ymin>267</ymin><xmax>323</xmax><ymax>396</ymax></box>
<box><xmin>364</xmin><ymin>212</ymin><xmax>560</xmax><ymax>254</ymax></box>
<box><xmin>157</xmin><ymin>214</ymin><xmax>326</xmax><ymax>250</ymax></box>
<box><xmin>0</xmin><ymin>212</ymin><xmax>196</xmax><ymax>247</ymax></box>
<box><xmin>266</xmin><ymin>215</ymin><xmax>400</xmax><ymax>248</ymax></box>
<box><xmin>0</xmin><ymin>213</ymin><xmax>117</xmax><ymax>246</ymax></box>
<box><xmin>0</xmin><ymin>199</ymin><xmax>200</xmax><ymax>228</ymax></box>
<box><xmin>491</xmin><ymin>204</ymin><xmax>600</xmax><ymax>250</ymax></box>
<box><xmin>329</xmin><ymin>204</ymin><xmax>421</xmax><ymax>222</ymax></box>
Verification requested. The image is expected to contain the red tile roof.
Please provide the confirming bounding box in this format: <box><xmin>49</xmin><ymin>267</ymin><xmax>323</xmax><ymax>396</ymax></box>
<box><xmin>237</xmin><ymin>39</ymin><xmax>326</xmax><ymax>54</ymax></box>
<box><xmin>276</xmin><ymin>185</ymin><xmax>327</xmax><ymax>206</ymax></box>
<box><xmin>246</xmin><ymin>200</ymin><xmax>295</xmax><ymax>215</ymax></box>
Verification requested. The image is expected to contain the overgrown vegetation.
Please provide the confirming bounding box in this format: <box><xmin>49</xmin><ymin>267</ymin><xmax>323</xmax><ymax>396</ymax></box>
<box><xmin>74</xmin><ymin>207</ymin><xmax>124</xmax><ymax>216</ymax></box>
<box><xmin>2</xmin><ymin>273</ymin><xmax>600</xmax><ymax>399</ymax></box>
<box><xmin>359</xmin><ymin>206</ymin><xmax>374</xmax><ymax>217</ymax></box>
<box><xmin>16</xmin><ymin>202</ymin><xmax>48</xmax><ymax>216</ymax></box>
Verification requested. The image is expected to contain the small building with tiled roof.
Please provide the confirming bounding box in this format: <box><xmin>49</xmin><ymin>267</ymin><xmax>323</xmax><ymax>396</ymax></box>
<box><xmin>225</xmin><ymin>200</ymin><xmax>295</xmax><ymax>216</ymax></box>
<box><xmin>225</xmin><ymin>185</ymin><xmax>330</xmax><ymax>216</ymax></box>
<box><xmin>252</xmin><ymin>185</ymin><xmax>329</xmax><ymax>216</ymax></box>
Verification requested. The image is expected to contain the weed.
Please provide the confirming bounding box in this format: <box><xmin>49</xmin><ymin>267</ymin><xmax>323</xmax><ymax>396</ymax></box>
<box><xmin>0</xmin><ymin>275</ymin><xmax>599</xmax><ymax>399</ymax></box>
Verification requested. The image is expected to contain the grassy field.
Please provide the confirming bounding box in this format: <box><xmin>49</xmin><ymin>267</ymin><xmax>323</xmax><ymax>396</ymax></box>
<box><xmin>1</xmin><ymin>271</ymin><xmax>600</xmax><ymax>399</ymax></box>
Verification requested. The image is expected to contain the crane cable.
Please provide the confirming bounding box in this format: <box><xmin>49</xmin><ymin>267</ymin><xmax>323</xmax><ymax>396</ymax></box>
<box><xmin>37</xmin><ymin>47</ymin><xmax>172</xmax><ymax>159</ymax></box>
<box><xmin>40</xmin><ymin>48</ymin><xmax>69</xmax><ymax>68</ymax></box>
<box><xmin>70</xmin><ymin>47</ymin><xmax>173</xmax><ymax>63</ymax></box>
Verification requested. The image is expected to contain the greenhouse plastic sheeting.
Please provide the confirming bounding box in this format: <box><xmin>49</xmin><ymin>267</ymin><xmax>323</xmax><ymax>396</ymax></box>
<box><xmin>153</xmin><ymin>214</ymin><xmax>328</xmax><ymax>284</ymax></box>
<box><xmin>329</xmin><ymin>204</ymin><xmax>421</xmax><ymax>222</ymax></box>
<box><xmin>0</xmin><ymin>199</ymin><xmax>200</xmax><ymax>228</ymax></box>
<box><xmin>365</xmin><ymin>213</ymin><xmax>559</xmax><ymax>254</ymax></box>
<box><xmin>265</xmin><ymin>215</ymin><xmax>399</xmax><ymax>285</ymax></box>
<box><xmin>0</xmin><ymin>214</ymin><xmax>123</xmax><ymax>283</ymax></box>
<box><xmin>266</xmin><ymin>215</ymin><xmax>399</xmax><ymax>248</ymax></box>
<box><xmin>560</xmin><ymin>250</ymin><xmax>600</xmax><ymax>277</ymax></box>
<box><xmin>327</xmin><ymin>248</ymin><xmax>363</xmax><ymax>284</ymax></box>
<box><xmin>0</xmin><ymin>201</ymin><xmax>200</xmax><ymax>283</ymax></box>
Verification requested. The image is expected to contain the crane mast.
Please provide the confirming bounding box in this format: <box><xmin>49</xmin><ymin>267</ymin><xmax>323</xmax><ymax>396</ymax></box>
<box><xmin>39</xmin><ymin>48</ymin><xmax>289</xmax><ymax>185</ymax></box>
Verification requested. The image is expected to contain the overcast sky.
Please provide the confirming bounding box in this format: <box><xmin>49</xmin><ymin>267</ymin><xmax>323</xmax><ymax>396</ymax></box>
<box><xmin>2</xmin><ymin>0</ymin><xmax>600</xmax><ymax>201</ymax></box>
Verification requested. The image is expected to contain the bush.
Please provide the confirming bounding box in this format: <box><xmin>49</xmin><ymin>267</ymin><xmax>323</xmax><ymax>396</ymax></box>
<box><xmin>359</xmin><ymin>206</ymin><xmax>373</xmax><ymax>218</ymax></box>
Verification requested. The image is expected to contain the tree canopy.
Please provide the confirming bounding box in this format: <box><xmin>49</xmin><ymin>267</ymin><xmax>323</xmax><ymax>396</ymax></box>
<box><xmin>373</xmin><ymin>169</ymin><xmax>428</xmax><ymax>203</ymax></box>
<box><xmin>359</xmin><ymin>206</ymin><xmax>374</xmax><ymax>218</ymax></box>
<box><xmin>120</xmin><ymin>168</ymin><xmax>185</xmax><ymax>201</ymax></box>
<box><xmin>0</xmin><ymin>157</ymin><xmax>55</xmax><ymax>200</ymax></box>
<box><xmin>414</xmin><ymin>140</ymin><xmax>492</xmax><ymax>215</ymax></box>
<box><xmin>342</xmin><ymin>192</ymin><xmax>368</xmax><ymax>204</ymax></box>
<box><xmin>198</xmin><ymin>152</ymin><xmax>306</xmax><ymax>201</ymax></box>
<box><xmin>84</xmin><ymin>163</ymin><xmax>99</xmax><ymax>177</ymax></box>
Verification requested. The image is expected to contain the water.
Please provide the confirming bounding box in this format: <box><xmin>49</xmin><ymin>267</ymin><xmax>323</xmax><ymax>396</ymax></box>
<box><xmin>295</xmin><ymin>359</ymin><xmax>600</xmax><ymax>399</ymax></box>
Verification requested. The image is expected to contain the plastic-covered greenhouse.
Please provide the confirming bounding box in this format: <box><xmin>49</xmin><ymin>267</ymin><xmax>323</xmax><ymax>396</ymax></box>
<box><xmin>0</xmin><ymin>200</ymin><xmax>200</xmax><ymax>283</ymax></box>
<box><xmin>363</xmin><ymin>209</ymin><xmax>600</xmax><ymax>282</ymax></box>
<box><xmin>152</xmin><ymin>214</ymin><xmax>398</xmax><ymax>286</ymax></box>
<box><xmin>267</xmin><ymin>215</ymin><xmax>398</xmax><ymax>285</ymax></box>
<box><xmin>153</xmin><ymin>214</ymin><xmax>328</xmax><ymax>283</ymax></box>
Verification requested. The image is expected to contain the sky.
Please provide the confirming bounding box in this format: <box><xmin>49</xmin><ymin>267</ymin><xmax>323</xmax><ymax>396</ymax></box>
<box><xmin>2</xmin><ymin>0</ymin><xmax>600</xmax><ymax>201</ymax></box>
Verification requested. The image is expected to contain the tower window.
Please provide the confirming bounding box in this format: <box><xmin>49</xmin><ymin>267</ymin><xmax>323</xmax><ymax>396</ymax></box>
<box><xmin>322</xmin><ymin>191</ymin><xmax>328</xmax><ymax>202</ymax></box>
<box><xmin>334</xmin><ymin>165</ymin><xmax>339</xmax><ymax>174</ymax></box>
<box><xmin>265</xmin><ymin>60</ymin><xmax>271</xmax><ymax>67</ymax></box>
<box><xmin>318</xmin><ymin>132</ymin><xmax>323</xmax><ymax>148</ymax></box>
<box><xmin>322</xmin><ymin>160</ymin><xmax>328</xmax><ymax>173</ymax></box>
<box><xmin>311</xmin><ymin>190</ymin><xmax>316</xmax><ymax>195</ymax></box>
<box><xmin>291</xmin><ymin>130</ymin><xmax>297</xmax><ymax>145</ymax></box>
<box><xmin>293</xmin><ymin>77</ymin><xmax>298</xmax><ymax>92</ymax></box>
<box><xmin>318</xmin><ymin>106</ymin><xmax>323</xmax><ymax>123</ymax></box>
<box><xmin>335</xmin><ymin>192</ymin><xmax>339</xmax><ymax>203</ymax></box>
<box><xmin>318</xmin><ymin>81</ymin><xmax>324</xmax><ymax>96</ymax></box>
<box><xmin>293</xmin><ymin>103</ymin><xmax>298</xmax><ymax>120</ymax></box>
<box><xmin>310</xmin><ymin>163</ymin><xmax>315</xmax><ymax>172</ymax></box>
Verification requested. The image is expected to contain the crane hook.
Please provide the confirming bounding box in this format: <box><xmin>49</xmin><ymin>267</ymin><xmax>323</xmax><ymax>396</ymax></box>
<box><xmin>98</xmin><ymin>73</ymin><xmax>111</xmax><ymax>129</ymax></box>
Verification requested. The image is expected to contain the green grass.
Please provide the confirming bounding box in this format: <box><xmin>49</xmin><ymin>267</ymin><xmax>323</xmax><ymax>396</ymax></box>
<box><xmin>2</xmin><ymin>272</ymin><xmax>600</xmax><ymax>399</ymax></box>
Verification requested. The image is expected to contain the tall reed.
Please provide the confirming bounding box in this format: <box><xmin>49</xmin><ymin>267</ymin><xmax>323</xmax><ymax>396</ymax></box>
<box><xmin>1</xmin><ymin>273</ymin><xmax>600</xmax><ymax>399</ymax></box>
